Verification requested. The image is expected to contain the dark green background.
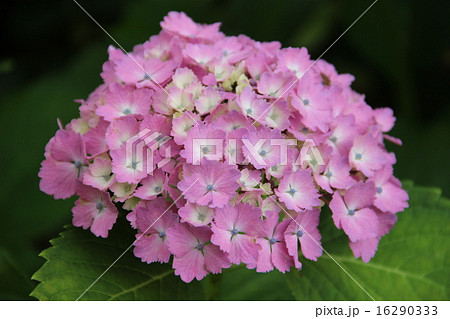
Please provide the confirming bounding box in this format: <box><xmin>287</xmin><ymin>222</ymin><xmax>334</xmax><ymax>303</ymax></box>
<box><xmin>0</xmin><ymin>0</ymin><xmax>448</xmax><ymax>300</ymax></box>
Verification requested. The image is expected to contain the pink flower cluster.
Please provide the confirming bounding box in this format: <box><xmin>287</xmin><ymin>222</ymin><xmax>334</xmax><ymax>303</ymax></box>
<box><xmin>39</xmin><ymin>12</ymin><xmax>408</xmax><ymax>283</ymax></box>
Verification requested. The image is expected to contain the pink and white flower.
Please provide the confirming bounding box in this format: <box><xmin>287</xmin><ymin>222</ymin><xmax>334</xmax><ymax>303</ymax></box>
<box><xmin>72</xmin><ymin>185</ymin><xmax>118</xmax><ymax>238</ymax></box>
<box><xmin>133</xmin><ymin>198</ymin><xmax>178</xmax><ymax>264</ymax></box>
<box><xmin>284</xmin><ymin>209</ymin><xmax>322</xmax><ymax>269</ymax></box>
<box><xmin>167</xmin><ymin>223</ymin><xmax>230</xmax><ymax>283</ymax></box>
<box><xmin>178</xmin><ymin>159</ymin><xmax>240</xmax><ymax>208</ymax></box>
<box><xmin>178</xmin><ymin>203</ymin><xmax>214</xmax><ymax>227</ymax></box>
<box><xmin>211</xmin><ymin>203</ymin><xmax>262</xmax><ymax>267</ymax></box>
<box><xmin>39</xmin><ymin>129</ymin><xmax>88</xmax><ymax>199</ymax></box>
<box><xmin>256</xmin><ymin>211</ymin><xmax>293</xmax><ymax>273</ymax></box>
<box><xmin>96</xmin><ymin>83</ymin><xmax>153</xmax><ymax>121</ymax></box>
<box><xmin>330</xmin><ymin>181</ymin><xmax>379</xmax><ymax>242</ymax></box>
<box><xmin>276</xmin><ymin>169</ymin><xmax>321</xmax><ymax>212</ymax></box>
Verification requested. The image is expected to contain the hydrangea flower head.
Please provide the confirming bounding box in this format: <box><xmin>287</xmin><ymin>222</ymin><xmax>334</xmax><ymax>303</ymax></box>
<box><xmin>39</xmin><ymin>12</ymin><xmax>408</xmax><ymax>282</ymax></box>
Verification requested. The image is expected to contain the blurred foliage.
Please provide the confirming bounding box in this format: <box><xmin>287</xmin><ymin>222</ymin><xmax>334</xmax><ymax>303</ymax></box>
<box><xmin>0</xmin><ymin>0</ymin><xmax>448</xmax><ymax>300</ymax></box>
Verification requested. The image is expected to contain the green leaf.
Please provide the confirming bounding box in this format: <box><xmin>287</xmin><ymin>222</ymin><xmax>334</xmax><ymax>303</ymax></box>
<box><xmin>30</xmin><ymin>218</ymin><xmax>205</xmax><ymax>301</ymax></box>
<box><xmin>286</xmin><ymin>182</ymin><xmax>450</xmax><ymax>300</ymax></box>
